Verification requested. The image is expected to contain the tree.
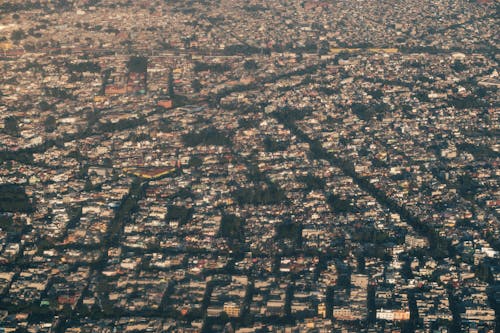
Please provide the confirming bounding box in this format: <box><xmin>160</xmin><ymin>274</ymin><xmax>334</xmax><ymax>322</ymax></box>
<box><xmin>44</xmin><ymin>115</ymin><xmax>57</xmax><ymax>132</ymax></box>
<box><xmin>126</xmin><ymin>56</ymin><xmax>148</xmax><ymax>73</ymax></box>
<box><xmin>38</xmin><ymin>100</ymin><xmax>52</xmax><ymax>111</ymax></box>
<box><xmin>102</xmin><ymin>157</ymin><xmax>113</xmax><ymax>168</ymax></box>
<box><xmin>298</xmin><ymin>173</ymin><xmax>325</xmax><ymax>191</ymax></box>
<box><xmin>263</xmin><ymin>136</ymin><xmax>288</xmax><ymax>152</ymax></box>
<box><xmin>168</xmin><ymin>69</ymin><xmax>175</xmax><ymax>97</ymax></box>
<box><xmin>170</xmin><ymin>187</ymin><xmax>195</xmax><ymax>200</ymax></box>
<box><xmin>369</xmin><ymin>89</ymin><xmax>384</xmax><ymax>100</ymax></box>
<box><xmin>0</xmin><ymin>184</ymin><xmax>33</xmax><ymax>213</ymax></box>
<box><xmin>451</xmin><ymin>60</ymin><xmax>466</xmax><ymax>72</ymax></box>
<box><xmin>4</xmin><ymin>116</ymin><xmax>19</xmax><ymax>136</ymax></box>
<box><xmin>182</xmin><ymin>127</ymin><xmax>232</xmax><ymax>147</ymax></box>
<box><xmin>232</xmin><ymin>183</ymin><xmax>286</xmax><ymax>206</ymax></box>
<box><xmin>456</xmin><ymin>173</ymin><xmax>478</xmax><ymax>200</ymax></box>
<box><xmin>219</xmin><ymin>214</ymin><xmax>243</xmax><ymax>242</ymax></box>
<box><xmin>327</xmin><ymin>194</ymin><xmax>356</xmax><ymax>214</ymax></box>
<box><xmin>10</xmin><ymin>29</ymin><xmax>26</xmax><ymax>42</ymax></box>
<box><xmin>474</xmin><ymin>262</ymin><xmax>492</xmax><ymax>282</ymax></box>
<box><xmin>318</xmin><ymin>40</ymin><xmax>330</xmax><ymax>55</ymax></box>
<box><xmin>166</xmin><ymin>205</ymin><xmax>193</xmax><ymax>226</ymax></box>
<box><xmin>188</xmin><ymin>156</ymin><xmax>203</xmax><ymax>169</ymax></box>
<box><xmin>276</xmin><ymin>219</ymin><xmax>302</xmax><ymax>247</ymax></box>
<box><xmin>243</xmin><ymin>59</ymin><xmax>258</xmax><ymax>70</ymax></box>
<box><xmin>191</xmin><ymin>79</ymin><xmax>202</xmax><ymax>93</ymax></box>
<box><xmin>193</xmin><ymin>61</ymin><xmax>230</xmax><ymax>73</ymax></box>
<box><xmin>84</xmin><ymin>178</ymin><xmax>93</xmax><ymax>192</ymax></box>
<box><xmin>86</xmin><ymin>109</ymin><xmax>98</xmax><ymax>125</ymax></box>
<box><xmin>66</xmin><ymin>61</ymin><xmax>101</xmax><ymax>73</ymax></box>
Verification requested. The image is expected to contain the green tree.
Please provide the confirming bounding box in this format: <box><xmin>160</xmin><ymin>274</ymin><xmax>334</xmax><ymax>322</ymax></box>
<box><xmin>327</xmin><ymin>194</ymin><xmax>355</xmax><ymax>214</ymax></box>
<box><xmin>4</xmin><ymin>116</ymin><xmax>19</xmax><ymax>136</ymax></box>
<box><xmin>219</xmin><ymin>214</ymin><xmax>243</xmax><ymax>242</ymax></box>
<box><xmin>44</xmin><ymin>115</ymin><xmax>57</xmax><ymax>132</ymax></box>
<box><xmin>451</xmin><ymin>60</ymin><xmax>466</xmax><ymax>72</ymax></box>
<box><xmin>318</xmin><ymin>40</ymin><xmax>330</xmax><ymax>55</ymax></box>
<box><xmin>263</xmin><ymin>136</ymin><xmax>288</xmax><ymax>152</ymax></box>
<box><xmin>243</xmin><ymin>59</ymin><xmax>258</xmax><ymax>70</ymax></box>
<box><xmin>188</xmin><ymin>156</ymin><xmax>203</xmax><ymax>169</ymax></box>
<box><xmin>298</xmin><ymin>173</ymin><xmax>325</xmax><ymax>191</ymax></box>
<box><xmin>10</xmin><ymin>29</ymin><xmax>26</xmax><ymax>42</ymax></box>
<box><xmin>86</xmin><ymin>109</ymin><xmax>98</xmax><ymax>125</ymax></box>
<box><xmin>84</xmin><ymin>178</ymin><xmax>93</xmax><ymax>192</ymax></box>
<box><xmin>191</xmin><ymin>79</ymin><xmax>202</xmax><ymax>93</ymax></box>
<box><xmin>475</xmin><ymin>262</ymin><xmax>492</xmax><ymax>282</ymax></box>
<box><xmin>102</xmin><ymin>157</ymin><xmax>113</xmax><ymax>168</ymax></box>
<box><xmin>166</xmin><ymin>205</ymin><xmax>193</xmax><ymax>226</ymax></box>
<box><xmin>0</xmin><ymin>184</ymin><xmax>33</xmax><ymax>213</ymax></box>
<box><xmin>168</xmin><ymin>68</ymin><xmax>175</xmax><ymax>97</ymax></box>
<box><xmin>126</xmin><ymin>55</ymin><xmax>148</xmax><ymax>73</ymax></box>
<box><xmin>276</xmin><ymin>219</ymin><xmax>302</xmax><ymax>247</ymax></box>
<box><xmin>38</xmin><ymin>100</ymin><xmax>52</xmax><ymax>111</ymax></box>
<box><xmin>456</xmin><ymin>173</ymin><xmax>478</xmax><ymax>200</ymax></box>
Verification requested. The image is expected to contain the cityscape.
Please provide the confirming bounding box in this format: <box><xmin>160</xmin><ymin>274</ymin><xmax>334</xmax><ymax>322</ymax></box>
<box><xmin>0</xmin><ymin>0</ymin><xmax>498</xmax><ymax>332</ymax></box>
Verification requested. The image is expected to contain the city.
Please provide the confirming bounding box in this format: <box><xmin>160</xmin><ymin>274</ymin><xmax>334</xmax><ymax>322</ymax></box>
<box><xmin>0</xmin><ymin>0</ymin><xmax>498</xmax><ymax>332</ymax></box>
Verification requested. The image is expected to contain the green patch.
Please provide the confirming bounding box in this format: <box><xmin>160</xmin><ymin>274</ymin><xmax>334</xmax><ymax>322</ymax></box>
<box><xmin>232</xmin><ymin>184</ymin><xmax>286</xmax><ymax>206</ymax></box>
<box><xmin>0</xmin><ymin>184</ymin><xmax>34</xmax><ymax>213</ymax></box>
<box><xmin>166</xmin><ymin>205</ymin><xmax>193</xmax><ymax>226</ymax></box>
<box><xmin>327</xmin><ymin>194</ymin><xmax>356</xmax><ymax>214</ymax></box>
<box><xmin>182</xmin><ymin>127</ymin><xmax>232</xmax><ymax>147</ymax></box>
<box><xmin>219</xmin><ymin>214</ymin><xmax>244</xmax><ymax>244</ymax></box>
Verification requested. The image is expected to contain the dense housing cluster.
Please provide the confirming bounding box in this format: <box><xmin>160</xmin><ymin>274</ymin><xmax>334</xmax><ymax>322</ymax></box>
<box><xmin>0</xmin><ymin>0</ymin><xmax>499</xmax><ymax>332</ymax></box>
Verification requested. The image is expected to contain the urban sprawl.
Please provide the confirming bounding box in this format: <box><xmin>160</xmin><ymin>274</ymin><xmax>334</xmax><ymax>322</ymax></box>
<box><xmin>0</xmin><ymin>0</ymin><xmax>499</xmax><ymax>332</ymax></box>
